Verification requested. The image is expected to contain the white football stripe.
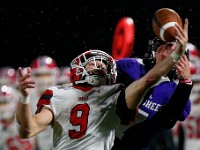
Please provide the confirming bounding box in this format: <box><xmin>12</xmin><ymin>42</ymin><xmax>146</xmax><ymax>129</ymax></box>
<box><xmin>160</xmin><ymin>22</ymin><xmax>177</xmax><ymax>41</ymax></box>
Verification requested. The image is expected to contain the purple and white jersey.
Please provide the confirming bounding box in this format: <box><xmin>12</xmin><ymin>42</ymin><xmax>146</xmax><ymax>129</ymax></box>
<box><xmin>36</xmin><ymin>84</ymin><xmax>124</xmax><ymax>150</ymax></box>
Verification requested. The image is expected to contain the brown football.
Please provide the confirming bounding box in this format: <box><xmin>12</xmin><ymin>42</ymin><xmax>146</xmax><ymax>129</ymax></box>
<box><xmin>152</xmin><ymin>8</ymin><xmax>183</xmax><ymax>42</ymax></box>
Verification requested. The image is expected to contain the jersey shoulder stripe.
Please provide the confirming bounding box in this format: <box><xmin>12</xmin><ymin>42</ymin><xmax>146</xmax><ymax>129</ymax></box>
<box><xmin>36</xmin><ymin>89</ymin><xmax>53</xmax><ymax>113</ymax></box>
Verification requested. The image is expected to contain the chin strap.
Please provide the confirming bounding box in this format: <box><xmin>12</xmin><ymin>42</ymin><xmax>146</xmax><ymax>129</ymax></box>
<box><xmin>74</xmin><ymin>75</ymin><xmax>106</xmax><ymax>86</ymax></box>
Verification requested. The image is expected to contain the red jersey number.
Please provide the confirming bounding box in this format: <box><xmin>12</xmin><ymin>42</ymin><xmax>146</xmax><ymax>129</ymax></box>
<box><xmin>69</xmin><ymin>103</ymin><xmax>90</xmax><ymax>139</ymax></box>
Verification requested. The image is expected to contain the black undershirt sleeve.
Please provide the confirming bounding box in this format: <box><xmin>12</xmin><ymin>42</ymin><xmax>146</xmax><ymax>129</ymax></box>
<box><xmin>150</xmin><ymin>82</ymin><xmax>193</xmax><ymax>129</ymax></box>
<box><xmin>116</xmin><ymin>89</ymin><xmax>137</xmax><ymax>125</ymax></box>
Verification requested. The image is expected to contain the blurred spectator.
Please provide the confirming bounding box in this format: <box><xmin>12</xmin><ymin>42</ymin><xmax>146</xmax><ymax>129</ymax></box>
<box><xmin>172</xmin><ymin>43</ymin><xmax>200</xmax><ymax>150</ymax></box>
<box><xmin>28</xmin><ymin>55</ymin><xmax>59</xmax><ymax>150</ymax></box>
<box><xmin>57</xmin><ymin>66</ymin><xmax>71</xmax><ymax>88</ymax></box>
<box><xmin>0</xmin><ymin>66</ymin><xmax>17</xmax><ymax>88</ymax></box>
<box><xmin>0</xmin><ymin>84</ymin><xmax>35</xmax><ymax>150</ymax></box>
<box><xmin>186</xmin><ymin>43</ymin><xmax>200</xmax><ymax>75</ymax></box>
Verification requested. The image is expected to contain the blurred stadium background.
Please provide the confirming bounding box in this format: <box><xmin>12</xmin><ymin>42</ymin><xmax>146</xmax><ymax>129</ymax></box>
<box><xmin>0</xmin><ymin>0</ymin><xmax>199</xmax><ymax>68</ymax></box>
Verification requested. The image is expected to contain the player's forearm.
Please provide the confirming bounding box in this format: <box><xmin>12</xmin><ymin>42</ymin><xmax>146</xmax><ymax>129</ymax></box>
<box><xmin>145</xmin><ymin>57</ymin><xmax>175</xmax><ymax>83</ymax></box>
<box><xmin>161</xmin><ymin>82</ymin><xmax>192</xmax><ymax>119</ymax></box>
<box><xmin>125</xmin><ymin>78</ymin><xmax>149</xmax><ymax>109</ymax></box>
<box><xmin>125</xmin><ymin>57</ymin><xmax>175</xmax><ymax>109</ymax></box>
<box><xmin>145</xmin><ymin>44</ymin><xmax>186</xmax><ymax>83</ymax></box>
<box><xmin>125</xmin><ymin>43</ymin><xmax>185</xmax><ymax>109</ymax></box>
<box><xmin>174</xmin><ymin>42</ymin><xmax>185</xmax><ymax>56</ymax></box>
<box><xmin>16</xmin><ymin>96</ymin><xmax>34</xmax><ymax>138</ymax></box>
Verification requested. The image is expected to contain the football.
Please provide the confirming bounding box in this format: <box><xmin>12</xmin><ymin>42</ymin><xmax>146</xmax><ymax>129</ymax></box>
<box><xmin>152</xmin><ymin>8</ymin><xmax>183</xmax><ymax>42</ymax></box>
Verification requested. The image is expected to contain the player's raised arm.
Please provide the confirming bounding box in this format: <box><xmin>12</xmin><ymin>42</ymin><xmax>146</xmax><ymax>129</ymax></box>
<box><xmin>16</xmin><ymin>67</ymin><xmax>53</xmax><ymax>138</ymax></box>
<box><xmin>125</xmin><ymin>18</ymin><xmax>189</xmax><ymax>109</ymax></box>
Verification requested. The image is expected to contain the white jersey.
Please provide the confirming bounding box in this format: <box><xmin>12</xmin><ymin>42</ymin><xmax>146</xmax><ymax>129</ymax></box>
<box><xmin>172</xmin><ymin>92</ymin><xmax>200</xmax><ymax>150</ymax></box>
<box><xmin>30</xmin><ymin>89</ymin><xmax>53</xmax><ymax>150</ymax></box>
<box><xmin>180</xmin><ymin>104</ymin><xmax>200</xmax><ymax>150</ymax></box>
<box><xmin>36</xmin><ymin>84</ymin><xmax>123</xmax><ymax>150</ymax></box>
<box><xmin>0</xmin><ymin>118</ymin><xmax>34</xmax><ymax>150</ymax></box>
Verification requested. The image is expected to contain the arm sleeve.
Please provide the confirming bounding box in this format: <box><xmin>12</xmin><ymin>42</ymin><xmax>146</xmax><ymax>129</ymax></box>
<box><xmin>115</xmin><ymin>89</ymin><xmax>138</xmax><ymax>125</ymax></box>
<box><xmin>149</xmin><ymin>82</ymin><xmax>193</xmax><ymax>129</ymax></box>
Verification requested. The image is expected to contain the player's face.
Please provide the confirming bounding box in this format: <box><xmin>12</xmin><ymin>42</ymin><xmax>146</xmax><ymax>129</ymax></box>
<box><xmin>85</xmin><ymin>60</ymin><xmax>107</xmax><ymax>76</ymax></box>
<box><xmin>33</xmin><ymin>72</ymin><xmax>57</xmax><ymax>95</ymax></box>
<box><xmin>155</xmin><ymin>41</ymin><xmax>177</xmax><ymax>63</ymax></box>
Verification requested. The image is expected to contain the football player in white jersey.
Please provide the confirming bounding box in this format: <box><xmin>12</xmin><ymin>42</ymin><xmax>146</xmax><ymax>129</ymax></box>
<box><xmin>28</xmin><ymin>55</ymin><xmax>60</xmax><ymax>150</ymax></box>
<box><xmin>0</xmin><ymin>84</ymin><xmax>35</xmax><ymax>150</ymax></box>
<box><xmin>0</xmin><ymin>66</ymin><xmax>17</xmax><ymax>88</ymax></box>
<box><xmin>172</xmin><ymin>43</ymin><xmax>200</xmax><ymax>150</ymax></box>
<box><xmin>57</xmin><ymin>66</ymin><xmax>72</xmax><ymax>88</ymax></box>
<box><xmin>16</xmin><ymin>19</ymin><xmax>188</xmax><ymax>150</ymax></box>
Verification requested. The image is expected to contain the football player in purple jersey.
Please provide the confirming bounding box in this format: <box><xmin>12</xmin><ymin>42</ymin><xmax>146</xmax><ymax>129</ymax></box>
<box><xmin>112</xmin><ymin>18</ymin><xmax>192</xmax><ymax>150</ymax></box>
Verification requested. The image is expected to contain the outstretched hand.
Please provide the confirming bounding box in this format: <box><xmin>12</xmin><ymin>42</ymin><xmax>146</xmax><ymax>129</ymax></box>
<box><xmin>174</xmin><ymin>18</ymin><xmax>189</xmax><ymax>55</ymax></box>
<box><xmin>18</xmin><ymin>67</ymin><xmax>35</xmax><ymax>97</ymax></box>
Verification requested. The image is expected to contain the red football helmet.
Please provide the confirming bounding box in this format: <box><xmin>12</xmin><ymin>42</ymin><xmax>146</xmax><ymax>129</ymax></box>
<box><xmin>30</xmin><ymin>55</ymin><xmax>59</xmax><ymax>94</ymax></box>
<box><xmin>186</xmin><ymin>43</ymin><xmax>200</xmax><ymax>77</ymax></box>
<box><xmin>0</xmin><ymin>85</ymin><xmax>19</xmax><ymax>120</ymax></box>
<box><xmin>70</xmin><ymin>50</ymin><xmax>117</xmax><ymax>86</ymax></box>
<box><xmin>58</xmin><ymin>66</ymin><xmax>71</xmax><ymax>85</ymax></box>
<box><xmin>186</xmin><ymin>43</ymin><xmax>200</xmax><ymax>81</ymax></box>
<box><xmin>0</xmin><ymin>66</ymin><xmax>16</xmax><ymax>86</ymax></box>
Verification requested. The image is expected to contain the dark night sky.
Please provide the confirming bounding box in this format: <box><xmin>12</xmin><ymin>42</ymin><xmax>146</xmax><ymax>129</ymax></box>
<box><xmin>0</xmin><ymin>0</ymin><xmax>199</xmax><ymax>68</ymax></box>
